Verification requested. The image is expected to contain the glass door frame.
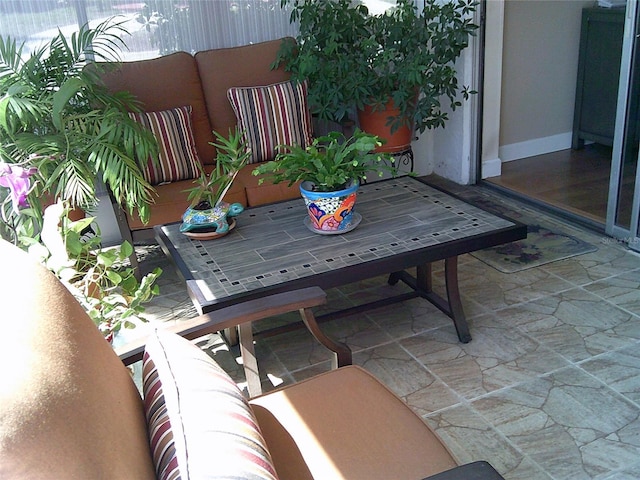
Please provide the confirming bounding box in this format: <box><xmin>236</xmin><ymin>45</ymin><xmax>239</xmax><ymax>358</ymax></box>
<box><xmin>608</xmin><ymin>0</ymin><xmax>640</xmax><ymax>250</ymax></box>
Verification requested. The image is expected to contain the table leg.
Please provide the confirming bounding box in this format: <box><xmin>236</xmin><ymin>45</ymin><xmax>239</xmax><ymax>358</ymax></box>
<box><xmin>415</xmin><ymin>258</ymin><xmax>471</xmax><ymax>343</ymax></box>
<box><xmin>238</xmin><ymin>322</ymin><xmax>262</xmax><ymax>397</ymax></box>
<box><xmin>299</xmin><ymin>307</ymin><xmax>352</xmax><ymax>369</ymax></box>
<box><xmin>224</xmin><ymin>326</ymin><xmax>239</xmax><ymax>346</ymax></box>
<box><xmin>444</xmin><ymin>257</ymin><xmax>471</xmax><ymax>343</ymax></box>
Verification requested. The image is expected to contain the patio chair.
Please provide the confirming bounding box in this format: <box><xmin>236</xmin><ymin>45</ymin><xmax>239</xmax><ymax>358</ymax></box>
<box><xmin>0</xmin><ymin>239</ymin><xmax>504</xmax><ymax>479</ymax></box>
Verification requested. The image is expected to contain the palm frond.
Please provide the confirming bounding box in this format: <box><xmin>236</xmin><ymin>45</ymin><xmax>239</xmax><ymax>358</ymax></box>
<box><xmin>0</xmin><ymin>36</ymin><xmax>24</xmax><ymax>78</ymax></box>
<box><xmin>0</xmin><ymin>18</ymin><xmax>158</xmax><ymax>222</ymax></box>
<box><xmin>0</xmin><ymin>86</ymin><xmax>49</xmax><ymax>134</ymax></box>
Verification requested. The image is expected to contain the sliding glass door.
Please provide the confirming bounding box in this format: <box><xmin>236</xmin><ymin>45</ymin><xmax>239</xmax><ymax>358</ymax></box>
<box><xmin>608</xmin><ymin>0</ymin><xmax>640</xmax><ymax>251</ymax></box>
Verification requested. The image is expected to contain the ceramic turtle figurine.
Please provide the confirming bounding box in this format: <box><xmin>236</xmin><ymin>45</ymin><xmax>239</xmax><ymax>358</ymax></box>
<box><xmin>180</xmin><ymin>201</ymin><xmax>244</xmax><ymax>234</ymax></box>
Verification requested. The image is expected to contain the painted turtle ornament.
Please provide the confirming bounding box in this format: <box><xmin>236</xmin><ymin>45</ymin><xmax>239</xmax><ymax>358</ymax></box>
<box><xmin>180</xmin><ymin>201</ymin><xmax>244</xmax><ymax>234</ymax></box>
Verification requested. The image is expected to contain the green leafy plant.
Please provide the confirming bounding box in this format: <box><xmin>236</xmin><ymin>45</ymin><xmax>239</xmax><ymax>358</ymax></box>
<box><xmin>0</xmin><ymin>17</ymin><xmax>159</xmax><ymax>225</ymax></box>
<box><xmin>252</xmin><ymin>129</ymin><xmax>395</xmax><ymax>192</ymax></box>
<box><xmin>33</xmin><ymin>202</ymin><xmax>162</xmax><ymax>342</ymax></box>
<box><xmin>276</xmin><ymin>0</ymin><xmax>478</xmax><ymax>133</ymax></box>
<box><xmin>185</xmin><ymin>128</ymin><xmax>250</xmax><ymax>209</ymax></box>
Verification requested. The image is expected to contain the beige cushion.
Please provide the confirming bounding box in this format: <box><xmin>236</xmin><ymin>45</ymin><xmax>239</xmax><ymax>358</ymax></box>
<box><xmin>0</xmin><ymin>240</ymin><xmax>155</xmax><ymax>480</ymax></box>
<box><xmin>250</xmin><ymin>365</ymin><xmax>458</xmax><ymax>480</ymax></box>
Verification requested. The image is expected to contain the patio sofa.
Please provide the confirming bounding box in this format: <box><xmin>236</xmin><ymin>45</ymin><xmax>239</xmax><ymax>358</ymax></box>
<box><xmin>100</xmin><ymin>38</ymin><xmax>310</xmax><ymax>250</ymax></box>
<box><xmin>0</xmin><ymin>239</ymin><xmax>506</xmax><ymax>480</ymax></box>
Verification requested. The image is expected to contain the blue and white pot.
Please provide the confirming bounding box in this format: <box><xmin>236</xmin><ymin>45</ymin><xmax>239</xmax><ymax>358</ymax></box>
<box><xmin>300</xmin><ymin>180</ymin><xmax>359</xmax><ymax>233</ymax></box>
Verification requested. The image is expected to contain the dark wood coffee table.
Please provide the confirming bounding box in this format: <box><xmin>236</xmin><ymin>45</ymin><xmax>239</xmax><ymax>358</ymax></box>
<box><xmin>155</xmin><ymin>176</ymin><xmax>526</xmax><ymax>370</ymax></box>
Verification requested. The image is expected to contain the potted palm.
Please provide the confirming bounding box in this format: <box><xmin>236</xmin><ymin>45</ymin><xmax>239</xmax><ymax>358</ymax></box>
<box><xmin>0</xmin><ymin>19</ymin><xmax>162</xmax><ymax>342</ymax></box>
<box><xmin>275</xmin><ymin>0</ymin><xmax>478</xmax><ymax>151</ymax></box>
<box><xmin>180</xmin><ymin>128</ymin><xmax>249</xmax><ymax>237</ymax></box>
<box><xmin>252</xmin><ymin>129</ymin><xmax>394</xmax><ymax>233</ymax></box>
<box><xmin>0</xmin><ymin>18</ymin><xmax>158</xmax><ymax>225</ymax></box>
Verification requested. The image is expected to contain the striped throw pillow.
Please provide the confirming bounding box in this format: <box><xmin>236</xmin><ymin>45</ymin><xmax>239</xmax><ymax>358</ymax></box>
<box><xmin>129</xmin><ymin>105</ymin><xmax>201</xmax><ymax>185</ymax></box>
<box><xmin>142</xmin><ymin>329</ymin><xmax>280</xmax><ymax>480</ymax></box>
<box><xmin>227</xmin><ymin>80</ymin><xmax>313</xmax><ymax>164</ymax></box>
<box><xmin>143</xmin><ymin>352</ymin><xmax>181</xmax><ymax>480</ymax></box>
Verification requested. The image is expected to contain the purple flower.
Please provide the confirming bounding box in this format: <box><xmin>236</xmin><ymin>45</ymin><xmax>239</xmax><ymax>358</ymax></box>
<box><xmin>0</xmin><ymin>164</ymin><xmax>38</xmax><ymax>214</ymax></box>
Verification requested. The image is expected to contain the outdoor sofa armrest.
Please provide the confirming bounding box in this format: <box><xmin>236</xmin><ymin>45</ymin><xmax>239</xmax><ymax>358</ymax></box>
<box><xmin>115</xmin><ymin>286</ymin><xmax>327</xmax><ymax>366</ymax></box>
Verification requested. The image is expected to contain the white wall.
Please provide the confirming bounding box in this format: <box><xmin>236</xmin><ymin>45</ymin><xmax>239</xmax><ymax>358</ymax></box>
<box><xmin>499</xmin><ymin>0</ymin><xmax>592</xmax><ymax>162</ymax></box>
<box><xmin>413</xmin><ymin>6</ymin><xmax>480</xmax><ymax>185</ymax></box>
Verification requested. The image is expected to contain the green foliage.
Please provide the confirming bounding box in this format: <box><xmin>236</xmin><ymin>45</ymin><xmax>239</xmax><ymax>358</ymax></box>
<box><xmin>136</xmin><ymin>0</ymin><xmax>193</xmax><ymax>55</ymax></box>
<box><xmin>185</xmin><ymin>128</ymin><xmax>250</xmax><ymax>208</ymax></box>
<box><xmin>276</xmin><ymin>0</ymin><xmax>478</xmax><ymax>133</ymax></box>
<box><xmin>33</xmin><ymin>203</ymin><xmax>162</xmax><ymax>340</ymax></box>
<box><xmin>252</xmin><ymin>129</ymin><xmax>395</xmax><ymax>192</ymax></box>
<box><xmin>0</xmin><ymin>17</ymin><xmax>159</xmax><ymax>225</ymax></box>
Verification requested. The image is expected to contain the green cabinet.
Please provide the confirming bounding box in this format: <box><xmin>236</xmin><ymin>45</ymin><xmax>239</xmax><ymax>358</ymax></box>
<box><xmin>572</xmin><ymin>7</ymin><xmax>625</xmax><ymax>149</ymax></box>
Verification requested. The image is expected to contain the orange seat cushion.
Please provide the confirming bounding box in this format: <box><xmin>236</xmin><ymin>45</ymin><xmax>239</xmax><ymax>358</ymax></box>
<box><xmin>250</xmin><ymin>365</ymin><xmax>458</xmax><ymax>480</ymax></box>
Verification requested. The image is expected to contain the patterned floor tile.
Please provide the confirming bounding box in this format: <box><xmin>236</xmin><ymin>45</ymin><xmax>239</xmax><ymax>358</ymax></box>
<box><xmin>580</xmin><ymin>345</ymin><xmax>640</xmax><ymax>405</ymax></box>
<box><xmin>492</xmin><ymin>288</ymin><xmax>638</xmax><ymax>362</ymax></box>
<box><xmin>541</xmin><ymin>246</ymin><xmax>640</xmax><ymax>286</ymax></box>
<box><xmin>472</xmin><ymin>367</ymin><xmax>640</xmax><ymax>479</ymax></box>
<box><xmin>400</xmin><ymin>321</ymin><xmax>569</xmax><ymax>400</ymax></box>
<box><xmin>350</xmin><ymin>342</ymin><xmax>461</xmax><ymax>414</ymax></box>
<box><xmin>584</xmin><ymin>269</ymin><xmax>640</xmax><ymax>317</ymax></box>
<box><xmin>424</xmin><ymin>404</ymin><xmax>534</xmax><ymax>478</ymax></box>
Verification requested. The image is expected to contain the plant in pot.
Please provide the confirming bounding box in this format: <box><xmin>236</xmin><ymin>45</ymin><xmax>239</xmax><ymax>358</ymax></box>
<box><xmin>32</xmin><ymin>201</ymin><xmax>162</xmax><ymax>343</ymax></box>
<box><xmin>180</xmin><ymin>128</ymin><xmax>250</xmax><ymax>237</ymax></box>
<box><xmin>0</xmin><ymin>20</ymin><xmax>163</xmax><ymax>341</ymax></box>
<box><xmin>275</xmin><ymin>0</ymin><xmax>479</xmax><ymax>151</ymax></box>
<box><xmin>252</xmin><ymin>129</ymin><xmax>394</xmax><ymax>233</ymax></box>
<box><xmin>0</xmin><ymin>17</ymin><xmax>159</xmax><ymax>228</ymax></box>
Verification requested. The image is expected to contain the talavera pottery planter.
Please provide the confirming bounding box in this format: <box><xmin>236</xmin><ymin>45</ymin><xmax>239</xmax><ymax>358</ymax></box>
<box><xmin>300</xmin><ymin>180</ymin><xmax>360</xmax><ymax>234</ymax></box>
<box><xmin>180</xmin><ymin>201</ymin><xmax>244</xmax><ymax>239</ymax></box>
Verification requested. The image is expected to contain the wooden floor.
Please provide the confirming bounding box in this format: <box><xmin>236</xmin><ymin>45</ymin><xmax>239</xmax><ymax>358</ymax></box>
<box><xmin>485</xmin><ymin>144</ymin><xmax>628</xmax><ymax>227</ymax></box>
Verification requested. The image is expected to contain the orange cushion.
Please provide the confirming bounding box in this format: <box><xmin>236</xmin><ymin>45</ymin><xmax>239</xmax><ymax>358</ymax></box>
<box><xmin>195</xmin><ymin>38</ymin><xmax>292</xmax><ymax>136</ymax></box>
<box><xmin>0</xmin><ymin>240</ymin><xmax>155</xmax><ymax>480</ymax></box>
<box><xmin>100</xmin><ymin>52</ymin><xmax>216</xmax><ymax>165</ymax></box>
<box><xmin>126</xmin><ymin>163</ymin><xmax>299</xmax><ymax>230</ymax></box>
<box><xmin>250</xmin><ymin>365</ymin><xmax>457</xmax><ymax>480</ymax></box>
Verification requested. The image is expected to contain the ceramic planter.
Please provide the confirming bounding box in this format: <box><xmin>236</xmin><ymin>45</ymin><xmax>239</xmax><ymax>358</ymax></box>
<box><xmin>180</xmin><ymin>201</ymin><xmax>244</xmax><ymax>237</ymax></box>
<box><xmin>357</xmin><ymin>99</ymin><xmax>413</xmax><ymax>153</ymax></box>
<box><xmin>300</xmin><ymin>180</ymin><xmax>361</xmax><ymax>234</ymax></box>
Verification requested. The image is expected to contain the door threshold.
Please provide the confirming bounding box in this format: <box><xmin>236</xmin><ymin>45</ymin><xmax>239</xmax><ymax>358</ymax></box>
<box><xmin>480</xmin><ymin>180</ymin><xmax>606</xmax><ymax>234</ymax></box>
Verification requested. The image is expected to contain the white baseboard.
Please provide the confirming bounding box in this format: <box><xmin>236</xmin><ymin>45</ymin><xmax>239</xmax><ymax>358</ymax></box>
<box><xmin>481</xmin><ymin>157</ymin><xmax>502</xmax><ymax>179</ymax></box>
<box><xmin>499</xmin><ymin>132</ymin><xmax>572</xmax><ymax>162</ymax></box>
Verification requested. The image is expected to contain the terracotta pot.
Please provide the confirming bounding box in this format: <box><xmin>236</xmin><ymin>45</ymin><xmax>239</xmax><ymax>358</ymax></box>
<box><xmin>42</xmin><ymin>193</ymin><xmax>85</xmax><ymax>220</ymax></box>
<box><xmin>357</xmin><ymin>99</ymin><xmax>413</xmax><ymax>153</ymax></box>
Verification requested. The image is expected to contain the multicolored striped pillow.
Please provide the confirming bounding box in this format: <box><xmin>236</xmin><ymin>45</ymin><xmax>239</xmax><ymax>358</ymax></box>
<box><xmin>142</xmin><ymin>352</ymin><xmax>181</xmax><ymax>480</ymax></box>
<box><xmin>142</xmin><ymin>329</ymin><xmax>279</xmax><ymax>480</ymax></box>
<box><xmin>227</xmin><ymin>80</ymin><xmax>313</xmax><ymax>164</ymax></box>
<box><xmin>129</xmin><ymin>105</ymin><xmax>201</xmax><ymax>185</ymax></box>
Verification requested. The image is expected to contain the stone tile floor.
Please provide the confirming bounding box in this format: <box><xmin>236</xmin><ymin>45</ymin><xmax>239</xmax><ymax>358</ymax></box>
<box><xmin>132</xmin><ymin>181</ymin><xmax>640</xmax><ymax>480</ymax></box>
